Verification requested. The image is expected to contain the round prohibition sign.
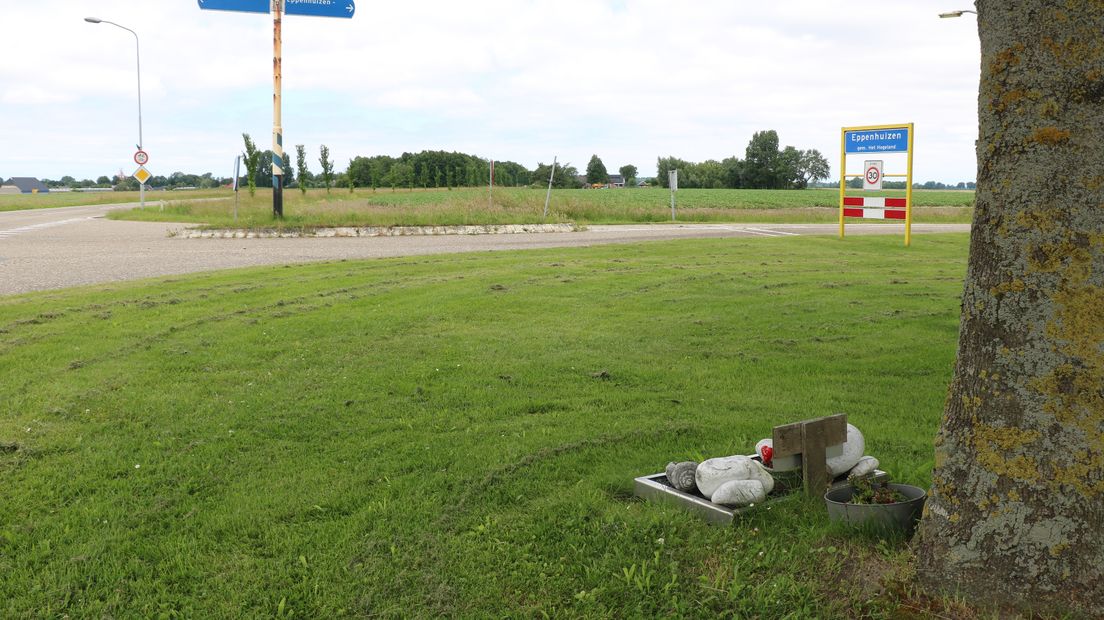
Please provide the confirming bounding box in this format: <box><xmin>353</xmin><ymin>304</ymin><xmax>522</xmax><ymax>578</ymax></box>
<box><xmin>865</xmin><ymin>165</ymin><xmax>881</xmax><ymax>185</ymax></box>
<box><xmin>134</xmin><ymin>150</ymin><xmax>149</xmax><ymax>166</ymax></box>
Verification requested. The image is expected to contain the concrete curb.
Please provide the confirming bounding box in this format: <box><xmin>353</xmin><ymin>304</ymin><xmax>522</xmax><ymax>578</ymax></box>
<box><xmin>179</xmin><ymin>223</ymin><xmax>578</xmax><ymax>239</ymax></box>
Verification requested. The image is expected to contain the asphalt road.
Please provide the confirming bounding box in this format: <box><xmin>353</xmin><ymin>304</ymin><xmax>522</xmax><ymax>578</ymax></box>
<box><xmin>0</xmin><ymin>202</ymin><xmax>970</xmax><ymax>296</ymax></box>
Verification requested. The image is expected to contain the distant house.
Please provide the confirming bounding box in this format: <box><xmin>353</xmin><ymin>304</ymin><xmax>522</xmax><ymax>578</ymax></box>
<box><xmin>577</xmin><ymin>174</ymin><xmax>627</xmax><ymax>189</ymax></box>
<box><xmin>9</xmin><ymin>177</ymin><xmax>50</xmax><ymax>194</ymax></box>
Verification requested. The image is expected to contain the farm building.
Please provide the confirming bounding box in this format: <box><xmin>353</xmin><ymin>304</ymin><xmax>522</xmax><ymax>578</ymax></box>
<box><xmin>576</xmin><ymin>174</ymin><xmax>627</xmax><ymax>189</ymax></box>
<box><xmin>7</xmin><ymin>178</ymin><xmax>50</xmax><ymax>194</ymax></box>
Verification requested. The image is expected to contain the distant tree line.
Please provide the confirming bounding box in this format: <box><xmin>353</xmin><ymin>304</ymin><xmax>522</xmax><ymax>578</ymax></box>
<box><xmin>821</xmin><ymin>179</ymin><xmax>978</xmax><ymax>190</ymax></box>
<box><xmin>14</xmin><ymin>173</ymin><xmax>232</xmax><ymax>192</ymax></box>
<box><xmin>345</xmin><ymin>150</ymin><xmax>532</xmax><ymax>191</ymax></box>
<box><xmin>655</xmin><ymin>130</ymin><xmax>830</xmax><ymax>190</ymax></box>
<box><xmin>14</xmin><ymin>128</ymin><xmax>976</xmax><ymax>193</ymax></box>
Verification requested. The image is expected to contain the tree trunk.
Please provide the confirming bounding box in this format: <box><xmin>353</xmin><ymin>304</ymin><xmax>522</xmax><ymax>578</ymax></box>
<box><xmin>915</xmin><ymin>1</ymin><xmax>1104</xmax><ymax>614</ymax></box>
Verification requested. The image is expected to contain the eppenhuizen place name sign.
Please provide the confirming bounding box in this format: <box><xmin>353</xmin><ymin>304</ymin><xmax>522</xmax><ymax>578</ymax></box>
<box><xmin>844</xmin><ymin>128</ymin><xmax>910</xmax><ymax>154</ymax></box>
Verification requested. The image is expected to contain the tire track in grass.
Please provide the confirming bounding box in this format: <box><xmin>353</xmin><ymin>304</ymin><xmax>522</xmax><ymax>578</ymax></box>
<box><xmin>4</xmin><ymin>268</ymin><xmax>515</xmax><ymax>419</ymax></box>
<box><xmin>2</xmin><ymin>278</ymin><xmax>373</xmax><ymax>408</ymax></box>
<box><xmin>0</xmin><ymin>280</ymin><xmax>300</xmax><ymax>354</ymax></box>
<box><xmin>399</xmin><ymin>424</ymin><xmax>697</xmax><ymax>615</ymax></box>
<box><xmin>1</xmin><ymin>263</ymin><xmax>460</xmax><ymax>370</ymax></box>
<box><xmin>438</xmin><ymin>424</ymin><xmax>695</xmax><ymax>532</ymax></box>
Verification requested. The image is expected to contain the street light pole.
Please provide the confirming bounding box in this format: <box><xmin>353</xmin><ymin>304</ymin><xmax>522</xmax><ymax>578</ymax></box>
<box><xmin>85</xmin><ymin>17</ymin><xmax>145</xmax><ymax>209</ymax></box>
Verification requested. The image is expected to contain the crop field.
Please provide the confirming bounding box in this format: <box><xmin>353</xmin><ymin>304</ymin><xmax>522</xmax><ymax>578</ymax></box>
<box><xmin>0</xmin><ymin>234</ymin><xmax>972</xmax><ymax>617</ymax></box>
<box><xmin>108</xmin><ymin>187</ymin><xmax>975</xmax><ymax>229</ymax></box>
<box><xmin>0</xmin><ymin>189</ymin><xmax>227</xmax><ymax>213</ymax></box>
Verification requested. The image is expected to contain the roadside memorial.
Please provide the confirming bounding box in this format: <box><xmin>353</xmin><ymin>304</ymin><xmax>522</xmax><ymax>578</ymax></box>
<box><xmin>634</xmin><ymin>414</ymin><xmax>890</xmax><ymax>526</ymax></box>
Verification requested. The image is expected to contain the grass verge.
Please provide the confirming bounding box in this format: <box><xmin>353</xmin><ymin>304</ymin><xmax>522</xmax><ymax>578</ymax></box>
<box><xmin>106</xmin><ymin>187</ymin><xmax>974</xmax><ymax>229</ymax></box>
<box><xmin>1</xmin><ymin>234</ymin><xmax>970</xmax><ymax>617</ymax></box>
<box><xmin>0</xmin><ymin>190</ymin><xmax>227</xmax><ymax>212</ymax></box>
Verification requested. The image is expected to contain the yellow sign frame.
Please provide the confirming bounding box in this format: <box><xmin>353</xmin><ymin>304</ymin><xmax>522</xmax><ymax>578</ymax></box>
<box><xmin>838</xmin><ymin>123</ymin><xmax>915</xmax><ymax>246</ymax></box>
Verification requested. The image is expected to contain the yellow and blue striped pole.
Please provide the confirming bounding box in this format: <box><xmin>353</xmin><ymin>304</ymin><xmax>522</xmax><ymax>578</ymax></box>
<box><xmin>272</xmin><ymin>0</ymin><xmax>285</xmax><ymax>218</ymax></box>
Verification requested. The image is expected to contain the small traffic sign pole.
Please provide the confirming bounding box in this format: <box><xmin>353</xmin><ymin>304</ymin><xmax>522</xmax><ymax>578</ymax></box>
<box><xmin>669</xmin><ymin>169</ymin><xmax>678</xmax><ymax>221</ymax></box>
<box><xmin>272</xmin><ymin>0</ymin><xmax>285</xmax><ymax>218</ymax></box>
<box><xmin>133</xmin><ymin>149</ymin><xmax>149</xmax><ymax>209</ymax></box>
<box><xmin>233</xmin><ymin>155</ymin><xmax>242</xmax><ymax>221</ymax></box>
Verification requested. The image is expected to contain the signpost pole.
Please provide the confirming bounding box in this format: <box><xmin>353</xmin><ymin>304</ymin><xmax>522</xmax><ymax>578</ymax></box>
<box><xmin>544</xmin><ymin>156</ymin><xmax>556</xmax><ymax>219</ymax></box>
<box><xmin>669</xmin><ymin>170</ymin><xmax>678</xmax><ymax>221</ymax></box>
<box><xmin>905</xmin><ymin>122</ymin><xmax>915</xmax><ymax>247</ymax></box>
<box><xmin>233</xmin><ymin>155</ymin><xmax>242</xmax><ymax>221</ymax></box>
<box><xmin>272</xmin><ymin>0</ymin><xmax>285</xmax><ymax>218</ymax></box>
<box><xmin>838</xmin><ymin>128</ymin><xmax>847</xmax><ymax>239</ymax></box>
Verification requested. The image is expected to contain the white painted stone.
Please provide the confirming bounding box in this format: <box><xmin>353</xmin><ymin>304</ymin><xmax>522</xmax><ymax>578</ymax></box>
<box><xmin>711</xmin><ymin>479</ymin><xmax>768</xmax><ymax>507</ymax></box>
<box><xmin>848</xmin><ymin>456</ymin><xmax>880</xmax><ymax>477</ymax></box>
<box><xmin>182</xmin><ymin>223</ymin><xmax>576</xmax><ymax>240</ymax></box>
<box><xmin>826</xmin><ymin>424</ymin><xmax>866</xmax><ymax>476</ymax></box>
<box><xmin>695</xmin><ymin>455</ymin><xmax>775</xmax><ymax>499</ymax></box>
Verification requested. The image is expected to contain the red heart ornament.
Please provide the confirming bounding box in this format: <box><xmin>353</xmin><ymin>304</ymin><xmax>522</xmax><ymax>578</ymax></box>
<box><xmin>760</xmin><ymin>445</ymin><xmax>774</xmax><ymax>468</ymax></box>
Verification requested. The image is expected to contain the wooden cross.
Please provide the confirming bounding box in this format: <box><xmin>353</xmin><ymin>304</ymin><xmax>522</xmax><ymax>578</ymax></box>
<box><xmin>772</xmin><ymin>414</ymin><xmax>847</xmax><ymax>498</ymax></box>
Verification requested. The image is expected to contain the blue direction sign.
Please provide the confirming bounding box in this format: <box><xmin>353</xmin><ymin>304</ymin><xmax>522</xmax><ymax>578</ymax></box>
<box><xmin>844</xmin><ymin>127</ymin><xmax>910</xmax><ymax>154</ymax></box>
<box><xmin>285</xmin><ymin>0</ymin><xmax>355</xmax><ymax>18</ymax></box>
<box><xmin>197</xmin><ymin>0</ymin><xmax>270</xmax><ymax>13</ymax></box>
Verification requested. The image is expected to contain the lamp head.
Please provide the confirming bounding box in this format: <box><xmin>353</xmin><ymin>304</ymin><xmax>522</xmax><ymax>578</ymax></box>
<box><xmin>84</xmin><ymin>17</ymin><xmax>103</xmax><ymax>23</ymax></box>
<box><xmin>939</xmin><ymin>11</ymin><xmax>965</xmax><ymax>18</ymax></box>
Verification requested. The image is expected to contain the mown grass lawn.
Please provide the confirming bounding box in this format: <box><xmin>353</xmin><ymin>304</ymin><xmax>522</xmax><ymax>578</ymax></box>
<box><xmin>108</xmin><ymin>187</ymin><xmax>974</xmax><ymax>229</ymax></box>
<box><xmin>0</xmin><ymin>234</ymin><xmax>969</xmax><ymax>618</ymax></box>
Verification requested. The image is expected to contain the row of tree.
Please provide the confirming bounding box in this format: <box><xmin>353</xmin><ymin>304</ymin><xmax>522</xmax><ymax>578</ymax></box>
<box><xmin>655</xmin><ymin>130</ymin><xmax>830</xmax><ymax>190</ymax></box>
<box><xmin>832</xmin><ymin>179</ymin><xmax>977</xmax><ymax>190</ymax></box>
<box><xmin>345</xmin><ymin>150</ymin><xmax>532</xmax><ymax>190</ymax></box>
<box><xmin>6</xmin><ymin>173</ymin><xmax>228</xmax><ymax>191</ymax></box>
<box><xmin>14</xmin><ymin>126</ymin><xmax>979</xmax><ymax>193</ymax></box>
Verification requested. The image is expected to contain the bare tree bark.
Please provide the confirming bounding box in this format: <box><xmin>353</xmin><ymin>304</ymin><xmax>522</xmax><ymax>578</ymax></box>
<box><xmin>915</xmin><ymin>1</ymin><xmax>1104</xmax><ymax>614</ymax></box>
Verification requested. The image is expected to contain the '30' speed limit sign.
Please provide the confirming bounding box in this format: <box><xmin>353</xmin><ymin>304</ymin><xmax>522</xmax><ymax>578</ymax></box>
<box><xmin>863</xmin><ymin>160</ymin><xmax>883</xmax><ymax>191</ymax></box>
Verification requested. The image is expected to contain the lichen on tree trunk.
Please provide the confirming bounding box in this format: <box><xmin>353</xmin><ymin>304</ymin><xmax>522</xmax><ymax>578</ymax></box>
<box><xmin>915</xmin><ymin>1</ymin><xmax>1104</xmax><ymax>614</ymax></box>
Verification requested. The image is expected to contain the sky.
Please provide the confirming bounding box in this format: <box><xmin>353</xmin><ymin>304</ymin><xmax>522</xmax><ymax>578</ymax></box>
<box><xmin>0</xmin><ymin>1</ymin><xmax>982</xmax><ymax>183</ymax></box>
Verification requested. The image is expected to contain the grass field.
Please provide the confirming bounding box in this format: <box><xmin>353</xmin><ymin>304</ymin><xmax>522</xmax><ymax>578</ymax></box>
<box><xmin>0</xmin><ymin>234</ymin><xmax>971</xmax><ymax>618</ymax></box>
<box><xmin>107</xmin><ymin>187</ymin><xmax>975</xmax><ymax>229</ymax></box>
<box><xmin>0</xmin><ymin>189</ymin><xmax>227</xmax><ymax>213</ymax></box>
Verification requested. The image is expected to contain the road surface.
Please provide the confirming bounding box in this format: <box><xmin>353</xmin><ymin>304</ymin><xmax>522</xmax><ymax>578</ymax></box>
<box><xmin>0</xmin><ymin>202</ymin><xmax>970</xmax><ymax>296</ymax></box>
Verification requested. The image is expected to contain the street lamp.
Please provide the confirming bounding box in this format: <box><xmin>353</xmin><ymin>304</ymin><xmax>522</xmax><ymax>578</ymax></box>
<box><xmin>939</xmin><ymin>10</ymin><xmax>978</xmax><ymax>18</ymax></box>
<box><xmin>85</xmin><ymin>17</ymin><xmax>146</xmax><ymax>208</ymax></box>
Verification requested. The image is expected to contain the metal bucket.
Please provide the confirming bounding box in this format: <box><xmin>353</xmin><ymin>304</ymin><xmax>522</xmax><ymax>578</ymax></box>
<box><xmin>824</xmin><ymin>483</ymin><xmax>927</xmax><ymax>533</ymax></box>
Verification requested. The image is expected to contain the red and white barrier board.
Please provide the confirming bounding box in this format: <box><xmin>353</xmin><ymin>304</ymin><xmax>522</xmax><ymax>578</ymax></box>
<box><xmin>842</xmin><ymin>196</ymin><xmax>907</xmax><ymax>220</ymax></box>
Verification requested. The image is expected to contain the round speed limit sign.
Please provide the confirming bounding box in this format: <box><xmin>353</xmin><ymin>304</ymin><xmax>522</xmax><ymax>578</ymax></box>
<box><xmin>863</xmin><ymin>160</ymin><xmax>884</xmax><ymax>190</ymax></box>
<box><xmin>134</xmin><ymin>150</ymin><xmax>149</xmax><ymax>166</ymax></box>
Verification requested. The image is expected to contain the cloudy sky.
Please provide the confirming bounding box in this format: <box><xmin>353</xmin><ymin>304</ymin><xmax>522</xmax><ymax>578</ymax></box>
<box><xmin>0</xmin><ymin>1</ymin><xmax>981</xmax><ymax>183</ymax></box>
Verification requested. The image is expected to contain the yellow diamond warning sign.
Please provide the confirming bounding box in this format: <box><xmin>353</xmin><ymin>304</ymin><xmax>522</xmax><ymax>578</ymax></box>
<box><xmin>133</xmin><ymin>166</ymin><xmax>152</xmax><ymax>184</ymax></box>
